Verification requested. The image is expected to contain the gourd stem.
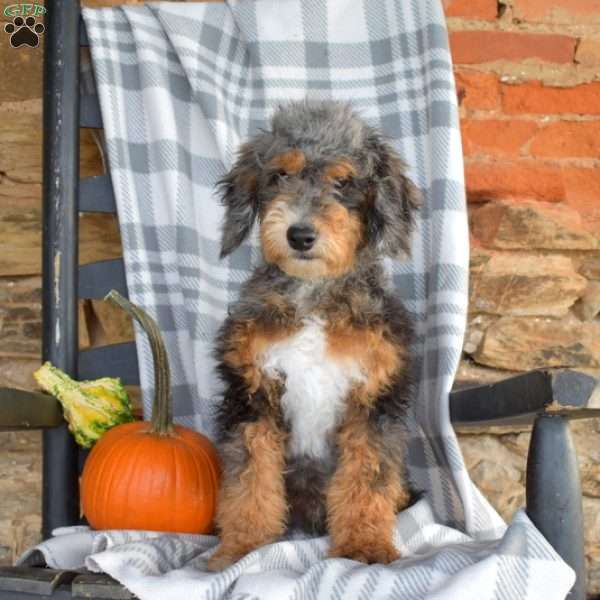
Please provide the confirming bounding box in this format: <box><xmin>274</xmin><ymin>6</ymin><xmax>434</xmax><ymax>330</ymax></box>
<box><xmin>105</xmin><ymin>290</ymin><xmax>172</xmax><ymax>434</ymax></box>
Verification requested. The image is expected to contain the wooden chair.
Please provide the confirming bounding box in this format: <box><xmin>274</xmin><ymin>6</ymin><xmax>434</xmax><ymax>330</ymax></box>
<box><xmin>0</xmin><ymin>1</ymin><xmax>598</xmax><ymax>598</ymax></box>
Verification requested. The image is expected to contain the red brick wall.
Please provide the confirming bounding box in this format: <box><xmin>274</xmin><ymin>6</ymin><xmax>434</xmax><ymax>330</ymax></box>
<box><xmin>447</xmin><ymin>0</ymin><xmax>600</xmax><ymax>222</ymax></box>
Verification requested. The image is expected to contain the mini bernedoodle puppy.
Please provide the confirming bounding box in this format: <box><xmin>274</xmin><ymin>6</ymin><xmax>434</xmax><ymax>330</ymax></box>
<box><xmin>208</xmin><ymin>102</ymin><xmax>421</xmax><ymax>571</ymax></box>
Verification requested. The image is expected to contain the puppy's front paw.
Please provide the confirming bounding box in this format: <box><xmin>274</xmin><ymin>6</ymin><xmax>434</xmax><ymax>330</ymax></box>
<box><xmin>329</xmin><ymin>542</ymin><xmax>401</xmax><ymax>565</ymax></box>
<box><xmin>207</xmin><ymin>546</ymin><xmax>243</xmax><ymax>571</ymax></box>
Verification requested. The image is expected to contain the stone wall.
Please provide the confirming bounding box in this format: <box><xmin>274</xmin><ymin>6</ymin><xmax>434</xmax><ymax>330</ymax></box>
<box><xmin>0</xmin><ymin>0</ymin><xmax>599</xmax><ymax>595</ymax></box>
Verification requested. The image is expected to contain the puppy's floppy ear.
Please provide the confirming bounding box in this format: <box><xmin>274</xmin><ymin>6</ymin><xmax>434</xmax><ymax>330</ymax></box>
<box><xmin>366</xmin><ymin>135</ymin><xmax>421</xmax><ymax>257</ymax></box>
<box><xmin>217</xmin><ymin>143</ymin><xmax>260</xmax><ymax>258</ymax></box>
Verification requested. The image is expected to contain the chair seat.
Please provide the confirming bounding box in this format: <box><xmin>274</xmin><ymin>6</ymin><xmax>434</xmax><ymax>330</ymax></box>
<box><xmin>0</xmin><ymin>568</ymin><xmax>134</xmax><ymax>600</ymax></box>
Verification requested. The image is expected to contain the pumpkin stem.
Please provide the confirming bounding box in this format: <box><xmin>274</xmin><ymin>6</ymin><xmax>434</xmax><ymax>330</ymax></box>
<box><xmin>105</xmin><ymin>290</ymin><xmax>172</xmax><ymax>435</ymax></box>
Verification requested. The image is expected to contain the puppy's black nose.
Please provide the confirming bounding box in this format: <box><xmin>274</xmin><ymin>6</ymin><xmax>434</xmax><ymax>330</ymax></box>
<box><xmin>287</xmin><ymin>224</ymin><xmax>317</xmax><ymax>251</ymax></box>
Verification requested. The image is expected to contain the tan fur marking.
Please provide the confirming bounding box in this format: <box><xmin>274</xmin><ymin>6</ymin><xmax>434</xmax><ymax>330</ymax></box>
<box><xmin>275</xmin><ymin>258</ymin><xmax>326</xmax><ymax>280</ymax></box>
<box><xmin>311</xmin><ymin>203</ymin><xmax>363</xmax><ymax>278</ymax></box>
<box><xmin>223</xmin><ymin>320</ymin><xmax>294</xmax><ymax>393</ymax></box>
<box><xmin>327</xmin><ymin>412</ymin><xmax>410</xmax><ymax>564</ymax></box>
<box><xmin>268</xmin><ymin>150</ymin><xmax>306</xmax><ymax>175</ymax></box>
<box><xmin>326</xmin><ymin>325</ymin><xmax>404</xmax><ymax>402</ymax></box>
<box><xmin>208</xmin><ymin>419</ymin><xmax>288</xmax><ymax>570</ymax></box>
<box><xmin>323</xmin><ymin>159</ymin><xmax>357</xmax><ymax>182</ymax></box>
<box><xmin>260</xmin><ymin>196</ymin><xmax>292</xmax><ymax>268</ymax></box>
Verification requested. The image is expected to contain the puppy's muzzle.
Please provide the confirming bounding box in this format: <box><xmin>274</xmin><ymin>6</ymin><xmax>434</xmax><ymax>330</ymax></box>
<box><xmin>287</xmin><ymin>224</ymin><xmax>317</xmax><ymax>252</ymax></box>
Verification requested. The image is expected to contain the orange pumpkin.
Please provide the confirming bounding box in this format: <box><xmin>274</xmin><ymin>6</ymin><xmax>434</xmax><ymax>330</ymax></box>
<box><xmin>80</xmin><ymin>290</ymin><xmax>220</xmax><ymax>533</ymax></box>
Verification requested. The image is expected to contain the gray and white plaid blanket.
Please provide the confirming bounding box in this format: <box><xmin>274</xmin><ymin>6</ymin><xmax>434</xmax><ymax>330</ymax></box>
<box><xmin>20</xmin><ymin>1</ymin><xmax>576</xmax><ymax>598</ymax></box>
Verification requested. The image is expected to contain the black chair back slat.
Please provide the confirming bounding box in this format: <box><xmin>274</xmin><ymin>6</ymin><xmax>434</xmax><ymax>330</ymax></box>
<box><xmin>78</xmin><ymin>259</ymin><xmax>127</xmax><ymax>300</ymax></box>
<box><xmin>79</xmin><ymin>175</ymin><xmax>116</xmax><ymax>213</ymax></box>
<box><xmin>79</xmin><ymin>343</ymin><xmax>140</xmax><ymax>385</ymax></box>
<box><xmin>80</xmin><ymin>94</ymin><xmax>102</xmax><ymax>128</ymax></box>
<box><xmin>80</xmin><ymin>17</ymin><xmax>89</xmax><ymax>47</ymax></box>
<box><xmin>41</xmin><ymin>0</ymin><xmax>82</xmax><ymax>537</ymax></box>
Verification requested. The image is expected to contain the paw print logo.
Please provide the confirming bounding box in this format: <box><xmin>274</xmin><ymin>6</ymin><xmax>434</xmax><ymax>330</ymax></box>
<box><xmin>4</xmin><ymin>16</ymin><xmax>45</xmax><ymax>48</ymax></box>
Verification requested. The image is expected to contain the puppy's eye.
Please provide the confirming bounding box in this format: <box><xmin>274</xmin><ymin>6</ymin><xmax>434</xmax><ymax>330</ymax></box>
<box><xmin>269</xmin><ymin>170</ymin><xmax>289</xmax><ymax>185</ymax></box>
<box><xmin>334</xmin><ymin>178</ymin><xmax>351</xmax><ymax>190</ymax></box>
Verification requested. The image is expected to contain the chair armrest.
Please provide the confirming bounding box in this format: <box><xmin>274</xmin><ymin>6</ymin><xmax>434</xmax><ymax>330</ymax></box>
<box><xmin>0</xmin><ymin>387</ymin><xmax>63</xmax><ymax>430</ymax></box>
<box><xmin>449</xmin><ymin>369</ymin><xmax>600</xmax><ymax>428</ymax></box>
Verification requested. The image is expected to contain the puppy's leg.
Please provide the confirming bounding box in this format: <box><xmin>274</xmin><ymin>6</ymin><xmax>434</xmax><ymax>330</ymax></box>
<box><xmin>327</xmin><ymin>409</ymin><xmax>410</xmax><ymax>564</ymax></box>
<box><xmin>208</xmin><ymin>417</ymin><xmax>288</xmax><ymax>571</ymax></box>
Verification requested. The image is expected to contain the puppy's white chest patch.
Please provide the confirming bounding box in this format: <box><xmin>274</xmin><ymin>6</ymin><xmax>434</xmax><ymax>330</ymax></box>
<box><xmin>260</xmin><ymin>316</ymin><xmax>365</xmax><ymax>459</ymax></box>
